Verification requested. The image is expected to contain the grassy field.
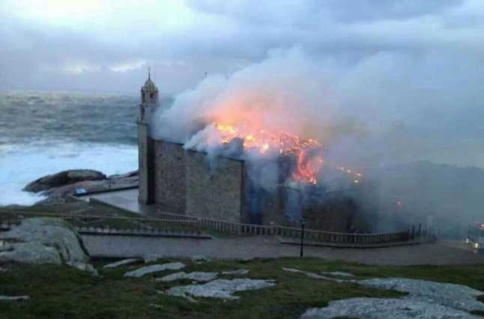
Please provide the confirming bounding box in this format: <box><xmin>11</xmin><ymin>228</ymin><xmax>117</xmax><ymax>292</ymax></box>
<box><xmin>0</xmin><ymin>257</ymin><xmax>483</xmax><ymax>319</ymax></box>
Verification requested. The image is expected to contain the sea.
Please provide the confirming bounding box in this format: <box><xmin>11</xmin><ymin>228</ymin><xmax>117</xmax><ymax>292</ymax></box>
<box><xmin>0</xmin><ymin>91</ymin><xmax>144</xmax><ymax>206</ymax></box>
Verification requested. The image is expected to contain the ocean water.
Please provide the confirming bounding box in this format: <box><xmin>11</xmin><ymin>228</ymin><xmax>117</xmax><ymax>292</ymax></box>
<box><xmin>0</xmin><ymin>92</ymin><xmax>141</xmax><ymax>206</ymax></box>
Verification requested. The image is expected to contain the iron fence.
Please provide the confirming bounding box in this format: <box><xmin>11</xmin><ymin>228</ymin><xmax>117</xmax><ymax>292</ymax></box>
<box><xmin>0</xmin><ymin>210</ymin><xmax>414</xmax><ymax>245</ymax></box>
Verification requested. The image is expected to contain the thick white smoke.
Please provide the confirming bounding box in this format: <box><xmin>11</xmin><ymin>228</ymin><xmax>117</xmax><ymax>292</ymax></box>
<box><xmin>152</xmin><ymin>49</ymin><xmax>341</xmax><ymax>145</ymax></box>
<box><xmin>153</xmin><ymin>47</ymin><xmax>484</xmax><ymax>169</ymax></box>
<box><xmin>151</xmin><ymin>47</ymin><xmax>484</xmax><ymax>235</ymax></box>
<box><xmin>151</xmin><ymin>48</ymin><xmax>427</xmax><ymax>173</ymax></box>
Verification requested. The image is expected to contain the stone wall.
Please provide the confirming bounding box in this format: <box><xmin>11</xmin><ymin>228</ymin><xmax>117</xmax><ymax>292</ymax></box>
<box><xmin>240</xmin><ymin>159</ymin><xmax>284</xmax><ymax>225</ymax></box>
<box><xmin>260</xmin><ymin>187</ymin><xmax>295</xmax><ymax>226</ymax></box>
<box><xmin>147</xmin><ymin>139</ymin><xmax>365</xmax><ymax>232</ymax></box>
<box><xmin>153</xmin><ymin>140</ymin><xmax>187</xmax><ymax>212</ymax></box>
<box><xmin>185</xmin><ymin>150</ymin><xmax>244</xmax><ymax>223</ymax></box>
<box><xmin>138</xmin><ymin>121</ymin><xmax>151</xmax><ymax>203</ymax></box>
<box><xmin>303</xmin><ymin>191</ymin><xmax>361</xmax><ymax>233</ymax></box>
<box><xmin>251</xmin><ymin>186</ymin><xmax>361</xmax><ymax>232</ymax></box>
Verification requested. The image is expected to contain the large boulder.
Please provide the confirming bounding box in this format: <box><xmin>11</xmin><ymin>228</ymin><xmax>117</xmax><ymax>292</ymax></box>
<box><xmin>108</xmin><ymin>170</ymin><xmax>138</xmax><ymax>180</ymax></box>
<box><xmin>0</xmin><ymin>218</ymin><xmax>95</xmax><ymax>273</ymax></box>
<box><xmin>40</xmin><ymin>175</ymin><xmax>138</xmax><ymax>203</ymax></box>
<box><xmin>23</xmin><ymin>170</ymin><xmax>139</xmax><ymax>203</ymax></box>
<box><xmin>24</xmin><ymin>169</ymin><xmax>107</xmax><ymax>193</ymax></box>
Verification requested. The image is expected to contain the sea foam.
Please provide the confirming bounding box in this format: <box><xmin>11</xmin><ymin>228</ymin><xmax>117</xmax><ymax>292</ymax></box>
<box><xmin>0</xmin><ymin>141</ymin><xmax>137</xmax><ymax>206</ymax></box>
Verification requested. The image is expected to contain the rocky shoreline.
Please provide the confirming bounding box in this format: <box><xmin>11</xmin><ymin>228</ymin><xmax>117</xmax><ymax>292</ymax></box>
<box><xmin>22</xmin><ymin>169</ymin><xmax>138</xmax><ymax>204</ymax></box>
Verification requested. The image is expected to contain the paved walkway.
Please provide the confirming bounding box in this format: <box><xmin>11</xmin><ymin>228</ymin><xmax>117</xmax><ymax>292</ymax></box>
<box><xmin>79</xmin><ymin>189</ymin><xmax>484</xmax><ymax>266</ymax></box>
<box><xmin>80</xmin><ymin>189</ymin><xmax>144</xmax><ymax>212</ymax></box>
<box><xmin>80</xmin><ymin>188</ymin><xmax>179</xmax><ymax>217</ymax></box>
<box><xmin>82</xmin><ymin>235</ymin><xmax>484</xmax><ymax>266</ymax></box>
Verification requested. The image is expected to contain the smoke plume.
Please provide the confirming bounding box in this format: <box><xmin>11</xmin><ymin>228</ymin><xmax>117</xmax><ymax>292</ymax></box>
<box><xmin>151</xmin><ymin>47</ymin><xmax>484</xmax><ymax>235</ymax></box>
<box><xmin>152</xmin><ymin>49</ymin><xmax>359</xmax><ymax>160</ymax></box>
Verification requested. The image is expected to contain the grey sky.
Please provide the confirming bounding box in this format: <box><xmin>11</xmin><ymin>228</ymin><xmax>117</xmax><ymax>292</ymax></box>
<box><xmin>1</xmin><ymin>0</ymin><xmax>484</xmax><ymax>169</ymax></box>
<box><xmin>1</xmin><ymin>0</ymin><xmax>483</xmax><ymax>94</ymax></box>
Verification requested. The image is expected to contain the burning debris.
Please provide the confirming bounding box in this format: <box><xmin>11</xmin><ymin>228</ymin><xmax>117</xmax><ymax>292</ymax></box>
<box><xmin>213</xmin><ymin>123</ymin><xmax>324</xmax><ymax>185</ymax></box>
<box><xmin>151</xmin><ymin>49</ymin><xmax>368</xmax><ymax>192</ymax></box>
<box><xmin>186</xmin><ymin>122</ymin><xmax>362</xmax><ymax>188</ymax></box>
<box><xmin>214</xmin><ymin>123</ymin><xmax>321</xmax><ymax>156</ymax></box>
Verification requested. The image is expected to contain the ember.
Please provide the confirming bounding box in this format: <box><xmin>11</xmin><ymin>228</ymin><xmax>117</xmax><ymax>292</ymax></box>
<box><xmin>214</xmin><ymin>123</ymin><xmax>323</xmax><ymax>184</ymax></box>
<box><xmin>212</xmin><ymin>123</ymin><xmax>364</xmax><ymax>186</ymax></box>
<box><xmin>215</xmin><ymin>123</ymin><xmax>321</xmax><ymax>155</ymax></box>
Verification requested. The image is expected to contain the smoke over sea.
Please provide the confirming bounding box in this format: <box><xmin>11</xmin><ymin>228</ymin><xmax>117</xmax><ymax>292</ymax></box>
<box><xmin>0</xmin><ymin>92</ymin><xmax>139</xmax><ymax>205</ymax></box>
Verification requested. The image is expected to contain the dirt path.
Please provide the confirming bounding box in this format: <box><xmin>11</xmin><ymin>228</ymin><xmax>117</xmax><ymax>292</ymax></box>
<box><xmin>82</xmin><ymin>235</ymin><xmax>484</xmax><ymax>266</ymax></box>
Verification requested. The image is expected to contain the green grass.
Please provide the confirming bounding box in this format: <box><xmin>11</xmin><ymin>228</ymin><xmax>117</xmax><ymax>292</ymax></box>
<box><xmin>0</xmin><ymin>258</ymin><xmax>482</xmax><ymax>319</ymax></box>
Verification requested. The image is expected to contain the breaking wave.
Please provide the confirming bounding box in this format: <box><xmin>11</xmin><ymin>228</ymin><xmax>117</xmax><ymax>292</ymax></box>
<box><xmin>0</xmin><ymin>141</ymin><xmax>137</xmax><ymax>206</ymax></box>
<box><xmin>0</xmin><ymin>92</ymin><xmax>140</xmax><ymax>206</ymax></box>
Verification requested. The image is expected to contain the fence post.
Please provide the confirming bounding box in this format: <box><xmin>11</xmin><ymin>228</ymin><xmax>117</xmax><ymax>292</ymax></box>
<box><xmin>300</xmin><ymin>218</ymin><xmax>306</xmax><ymax>258</ymax></box>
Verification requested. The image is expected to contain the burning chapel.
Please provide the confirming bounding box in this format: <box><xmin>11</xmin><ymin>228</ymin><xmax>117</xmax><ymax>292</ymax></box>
<box><xmin>137</xmin><ymin>75</ymin><xmax>377</xmax><ymax>232</ymax></box>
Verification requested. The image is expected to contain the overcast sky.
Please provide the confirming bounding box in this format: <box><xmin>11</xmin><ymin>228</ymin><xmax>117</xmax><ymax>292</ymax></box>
<box><xmin>1</xmin><ymin>0</ymin><xmax>483</xmax><ymax>94</ymax></box>
<box><xmin>1</xmin><ymin>0</ymin><xmax>484</xmax><ymax>169</ymax></box>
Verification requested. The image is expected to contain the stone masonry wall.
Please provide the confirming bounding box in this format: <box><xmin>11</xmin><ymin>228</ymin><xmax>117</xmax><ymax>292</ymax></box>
<box><xmin>185</xmin><ymin>150</ymin><xmax>244</xmax><ymax>223</ymax></box>
<box><xmin>149</xmin><ymin>140</ymin><xmax>359</xmax><ymax>231</ymax></box>
<box><xmin>138</xmin><ymin>121</ymin><xmax>150</xmax><ymax>203</ymax></box>
<box><xmin>153</xmin><ymin>140</ymin><xmax>186</xmax><ymax>212</ymax></box>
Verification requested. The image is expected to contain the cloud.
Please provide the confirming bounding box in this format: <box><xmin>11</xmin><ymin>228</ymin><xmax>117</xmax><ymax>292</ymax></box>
<box><xmin>109</xmin><ymin>60</ymin><xmax>147</xmax><ymax>73</ymax></box>
<box><xmin>1</xmin><ymin>0</ymin><xmax>484</xmax><ymax>101</ymax></box>
<box><xmin>187</xmin><ymin>0</ymin><xmax>463</xmax><ymax>23</ymax></box>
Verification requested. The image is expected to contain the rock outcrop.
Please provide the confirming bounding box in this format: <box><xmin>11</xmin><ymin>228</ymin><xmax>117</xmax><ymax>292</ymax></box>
<box><xmin>166</xmin><ymin>278</ymin><xmax>276</xmax><ymax>300</ymax></box>
<box><xmin>222</xmin><ymin>269</ymin><xmax>250</xmax><ymax>276</ymax></box>
<box><xmin>24</xmin><ymin>169</ymin><xmax>107</xmax><ymax>192</ymax></box>
<box><xmin>0</xmin><ymin>295</ymin><xmax>29</xmax><ymax>302</ymax></box>
<box><xmin>124</xmin><ymin>262</ymin><xmax>186</xmax><ymax>278</ymax></box>
<box><xmin>0</xmin><ymin>218</ymin><xmax>95</xmax><ymax>273</ymax></box>
<box><xmin>300</xmin><ymin>298</ymin><xmax>477</xmax><ymax>319</ymax></box>
<box><xmin>23</xmin><ymin>169</ymin><xmax>138</xmax><ymax>203</ymax></box>
<box><xmin>359</xmin><ymin>278</ymin><xmax>484</xmax><ymax>313</ymax></box>
<box><xmin>103</xmin><ymin>258</ymin><xmax>141</xmax><ymax>269</ymax></box>
<box><xmin>293</xmin><ymin>273</ymin><xmax>484</xmax><ymax>318</ymax></box>
<box><xmin>156</xmin><ymin>271</ymin><xmax>218</xmax><ymax>283</ymax></box>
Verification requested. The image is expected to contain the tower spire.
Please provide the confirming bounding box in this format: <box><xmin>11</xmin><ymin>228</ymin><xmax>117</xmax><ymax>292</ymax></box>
<box><xmin>148</xmin><ymin>67</ymin><xmax>151</xmax><ymax>80</ymax></box>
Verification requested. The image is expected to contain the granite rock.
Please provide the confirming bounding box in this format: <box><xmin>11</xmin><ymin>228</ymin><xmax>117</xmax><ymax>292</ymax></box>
<box><xmin>166</xmin><ymin>278</ymin><xmax>275</xmax><ymax>300</ymax></box>
<box><xmin>103</xmin><ymin>258</ymin><xmax>141</xmax><ymax>269</ymax></box>
<box><xmin>156</xmin><ymin>271</ymin><xmax>218</xmax><ymax>282</ymax></box>
<box><xmin>0</xmin><ymin>218</ymin><xmax>92</xmax><ymax>273</ymax></box>
<box><xmin>24</xmin><ymin>170</ymin><xmax>106</xmax><ymax>193</ymax></box>
<box><xmin>300</xmin><ymin>297</ymin><xmax>479</xmax><ymax>319</ymax></box>
<box><xmin>124</xmin><ymin>262</ymin><xmax>185</xmax><ymax>278</ymax></box>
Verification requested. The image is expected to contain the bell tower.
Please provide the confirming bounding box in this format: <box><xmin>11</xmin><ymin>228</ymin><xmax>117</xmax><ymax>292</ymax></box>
<box><xmin>139</xmin><ymin>68</ymin><xmax>159</xmax><ymax>123</ymax></box>
<box><xmin>138</xmin><ymin>69</ymin><xmax>159</xmax><ymax>204</ymax></box>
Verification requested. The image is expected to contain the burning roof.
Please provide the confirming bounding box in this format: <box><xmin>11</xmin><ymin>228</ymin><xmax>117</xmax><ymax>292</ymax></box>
<box><xmin>208</xmin><ymin>122</ymin><xmax>361</xmax><ymax>186</ymax></box>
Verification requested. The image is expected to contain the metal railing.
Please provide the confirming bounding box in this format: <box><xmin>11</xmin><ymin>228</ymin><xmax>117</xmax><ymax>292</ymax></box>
<box><xmin>0</xmin><ymin>210</ymin><xmax>208</xmax><ymax>238</ymax></box>
<box><xmin>153</xmin><ymin>211</ymin><xmax>412</xmax><ymax>245</ymax></box>
<box><xmin>0</xmin><ymin>210</ymin><xmax>413</xmax><ymax>245</ymax></box>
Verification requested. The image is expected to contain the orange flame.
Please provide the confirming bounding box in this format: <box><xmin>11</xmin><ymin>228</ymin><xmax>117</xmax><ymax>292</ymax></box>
<box><xmin>214</xmin><ymin>123</ymin><xmax>323</xmax><ymax>184</ymax></box>
<box><xmin>292</xmin><ymin>151</ymin><xmax>324</xmax><ymax>185</ymax></box>
<box><xmin>213</xmin><ymin>123</ymin><xmax>363</xmax><ymax>185</ymax></box>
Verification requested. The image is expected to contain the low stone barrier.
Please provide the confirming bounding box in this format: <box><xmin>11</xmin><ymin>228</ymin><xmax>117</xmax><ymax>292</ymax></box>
<box><xmin>154</xmin><ymin>211</ymin><xmax>415</xmax><ymax>245</ymax></box>
<box><xmin>0</xmin><ymin>210</ymin><xmax>420</xmax><ymax>245</ymax></box>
